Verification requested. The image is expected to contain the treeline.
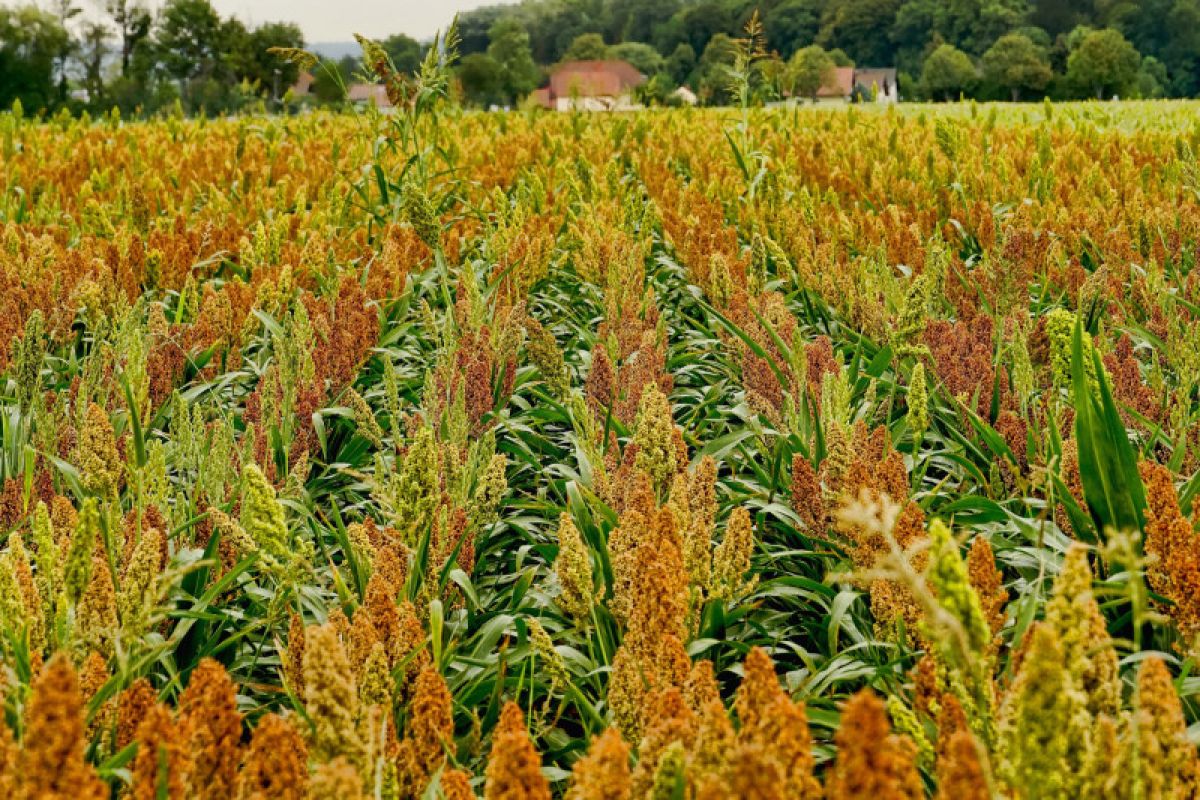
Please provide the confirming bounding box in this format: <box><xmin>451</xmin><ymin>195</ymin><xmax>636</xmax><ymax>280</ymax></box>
<box><xmin>448</xmin><ymin>0</ymin><xmax>1199</xmax><ymax>104</ymax></box>
<box><xmin>4</xmin><ymin>0</ymin><xmax>1200</xmax><ymax>116</ymax></box>
<box><xmin>0</xmin><ymin>0</ymin><xmax>303</xmax><ymax>116</ymax></box>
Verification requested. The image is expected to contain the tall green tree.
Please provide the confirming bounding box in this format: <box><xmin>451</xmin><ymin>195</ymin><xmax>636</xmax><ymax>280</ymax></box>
<box><xmin>1065</xmin><ymin>27</ymin><xmax>1140</xmax><ymax>97</ymax></box>
<box><xmin>0</xmin><ymin>5</ymin><xmax>70</xmax><ymax>111</ymax></box>
<box><xmin>787</xmin><ymin>44</ymin><xmax>837</xmax><ymax>99</ymax></box>
<box><xmin>458</xmin><ymin>52</ymin><xmax>505</xmax><ymax>106</ymax></box>
<box><xmin>982</xmin><ymin>31</ymin><xmax>1053</xmax><ymax>99</ymax></box>
<box><xmin>610</xmin><ymin>42</ymin><xmax>665</xmax><ymax>74</ymax></box>
<box><xmin>921</xmin><ymin>42</ymin><xmax>977</xmax><ymax>99</ymax></box>
<box><xmin>106</xmin><ymin>0</ymin><xmax>152</xmax><ymax>77</ymax></box>
<box><xmin>487</xmin><ymin>18</ymin><xmax>541</xmax><ymax>104</ymax></box>
<box><xmin>381</xmin><ymin>33</ymin><xmax>424</xmax><ymax>75</ymax></box>
<box><xmin>562</xmin><ymin>32</ymin><xmax>610</xmax><ymax>62</ymax></box>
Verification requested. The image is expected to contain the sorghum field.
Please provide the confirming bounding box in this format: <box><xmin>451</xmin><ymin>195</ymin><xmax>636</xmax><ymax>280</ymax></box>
<box><xmin>5</xmin><ymin>70</ymin><xmax>1200</xmax><ymax>800</ymax></box>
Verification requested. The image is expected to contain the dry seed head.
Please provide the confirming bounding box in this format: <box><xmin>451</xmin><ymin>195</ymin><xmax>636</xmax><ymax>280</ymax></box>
<box><xmin>484</xmin><ymin>701</ymin><xmax>551</xmax><ymax>800</ymax></box>
<box><xmin>21</xmin><ymin>653</ymin><xmax>108</xmax><ymax>798</ymax></box>
<box><xmin>565</xmin><ymin>728</ymin><xmax>631</xmax><ymax>800</ymax></box>
<box><xmin>131</xmin><ymin>703</ymin><xmax>189</xmax><ymax>800</ymax></box>
<box><xmin>236</xmin><ymin>713</ymin><xmax>309</xmax><ymax>800</ymax></box>
<box><xmin>178</xmin><ymin>658</ymin><xmax>244</xmax><ymax>800</ymax></box>
<box><xmin>1130</xmin><ymin>656</ymin><xmax>1198</xmax><ymax>799</ymax></box>
<box><xmin>826</xmin><ymin>689</ymin><xmax>923</xmax><ymax>800</ymax></box>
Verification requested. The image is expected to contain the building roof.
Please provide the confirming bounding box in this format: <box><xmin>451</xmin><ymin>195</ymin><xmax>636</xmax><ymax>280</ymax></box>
<box><xmin>290</xmin><ymin>71</ymin><xmax>315</xmax><ymax>96</ymax></box>
<box><xmin>854</xmin><ymin>67</ymin><xmax>897</xmax><ymax>91</ymax></box>
<box><xmin>817</xmin><ymin>66</ymin><xmax>855</xmax><ymax>98</ymax></box>
<box><xmin>347</xmin><ymin>83</ymin><xmax>391</xmax><ymax>108</ymax></box>
<box><xmin>547</xmin><ymin>60</ymin><xmax>646</xmax><ymax>101</ymax></box>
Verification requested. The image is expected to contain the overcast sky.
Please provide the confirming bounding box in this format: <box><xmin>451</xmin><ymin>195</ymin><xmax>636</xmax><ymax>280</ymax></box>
<box><xmin>206</xmin><ymin>0</ymin><xmax>516</xmax><ymax>42</ymax></box>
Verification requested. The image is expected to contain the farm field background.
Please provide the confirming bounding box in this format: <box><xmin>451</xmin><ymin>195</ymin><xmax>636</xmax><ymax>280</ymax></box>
<box><xmin>2</xmin><ymin>96</ymin><xmax>1200</xmax><ymax>798</ymax></box>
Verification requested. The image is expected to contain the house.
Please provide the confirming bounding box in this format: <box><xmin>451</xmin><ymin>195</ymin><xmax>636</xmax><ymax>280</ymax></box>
<box><xmin>290</xmin><ymin>71</ymin><xmax>315</xmax><ymax>97</ymax></box>
<box><xmin>853</xmin><ymin>67</ymin><xmax>899</xmax><ymax>102</ymax></box>
<box><xmin>347</xmin><ymin>83</ymin><xmax>392</xmax><ymax>109</ymax></box>
<box><xmin>815</xmin><ymin>66</ymin><xmax>856</xmax><ymax>103</ymax></box>
<box><xmin>814</xmin><ymin>66</ymin><xmax>899</xmax><ymax>103</ymax></box>
<box><xmin>532</xmin><ymin>60</ymin><xmax>647</xmax><ymax>111</ymax></box>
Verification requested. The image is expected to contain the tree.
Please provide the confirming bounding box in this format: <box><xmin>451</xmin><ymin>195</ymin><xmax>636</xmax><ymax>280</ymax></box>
<box><xmin>458</xmin><ymin>52</ymin><xmax>504</xmax><ymax>106</ymax></box>
<box><xmin>820</xmin><ymin>0</ymin><xmax>903</xmax><ymax>67</ymax></box>
<box><xmin>766</xmin><ymin>0</ymin><xmax>822</xmax><ymax>59</ymax></box>
<box><xmin>696</xmin><ymin>32</ymin><xmax>740</xmax><ymax>104</ymax></box>
<box><xmin>487</xmin><ymin>18</ymin><xmax>541</xmax><ymax>104</ymax></box>
<box><xmin>1066</xmin><ymin>27</ymin><xmax>1140</xmax><ymax>98</ymax></box>
<box><xmin>562</xmin><ymin>32</ymin><xmax>609</xmax><ymax>62</ymax></box>
<box><xmin>156</xmin><ymin>0</ymin><xmax>222</xmax><ymax>83</ymax></box>
<box><xmin>982</xmin><ymin>32</ymin><xmax>1053</xmax><ymax>100</ymax></box>
<box><xmin>76</xmin><ymin>21</ymin><xmax>111</xmax><ymax>105</ymax></box>
<box><xmin>666</xmin><ymin>42</ymin><xmax>697</xmax><ymax>84</ymax></box>
<box><xmin>310</xmin><ymin>59</ymin><xmax>349</xmax><ymax>103</ymax></box>
<box><xmin>921</xmin><ymin>42</ymin><xmax>977</xmax><ymax>99</ymax></box>
<box><xmin>787</xmin><ymin>44</ymin><xmax>836</xmax><ymax>100</ymax></box>
<box><xmin>610</xmin><ymin>42</ymin><xmax>665</xmax><ymax>75</ymax></box>
<box><xmin>1137</xmin><ymin>55</ymin><xmax>1168</xmax><ymax>97</ymax></box>
<box><xmin>0</xmin><ymin>5</ymin><xmax>70</xmax><ymax>111</ymax></box>
<box><xmin>381</xmin><ymin>33</ymin><xmax>423</xmax><ymax>75</ymax></box>
<box><xmin>106</xmin><ymin>0</ymin><xmax>152</xmax><ymax>77</ymax></box>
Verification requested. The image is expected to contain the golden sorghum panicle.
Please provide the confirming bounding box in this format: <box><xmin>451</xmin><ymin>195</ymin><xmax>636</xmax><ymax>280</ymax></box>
<box><xmin>733</xmin><ymin>647</ymin><xmax>821</xmax><ymax>799</ymax></box>
<box><xmin>241</xmin><ymin>463</ymin><xmax>291</xmax><ymax>566</ymax></box>
<box><xmin>75</xmin><ymin>402</ymin><xmax>121</xmax><ymax>497</ymax></box>
<box><xmin>552</xmin><ymin>514</ymin><xmax>595</xmax><ymax>625</ymax></box>
<box><xmin>438</xmin><ymin>768</ymin><xmax>476</xmax><ymax>800</ymax></box>
<box><xmin>284</xmin><ymin>612</ymin><xmax>306</xmax><ymax>698</ymax></box>
<box><xmin>649</xmin><ymin>739</ymin><xmax>686</xmax><ymax>800</ymax></box>
<box><xmin>934</xmin><ymin>730</ymin><xmax>990</xmax><ymax>800</ymax></box>
<box><xmin>1043</xmin><ymin>544</ymin><xmax>1120</xmax><ymax>718</ymax></box>
<box><xmin>7</xmin><ymin>534</ymin><xmax>45</xmax><ymax>653</ymax></box>
<box><xmin>65</xmin><ymin>496</ymin><xmax>99</xmax><ymax>604</ymax></box>
<box><xmin>826</xmin><ymin>689</ymin><xmax>923</xmax><ymax>800</ymax></box>
<box><xmin>996</xmin><ymin>623</ymin><xmax>1090</xmax><ymax>798</ymax></box>
<box><xmin>484</xmin><ymin>701</ymin><xmax>551</xmax><ymax>800</ymax></box>
<box><xmin>1129</xmin><ymin>656</ymin><xmax>1199</xmax><ymax>799</ymax></box>
<box><xmin>303</xmin><ymin>623</ymin><xmax>363</xmax><ymax>764</ymax></box>
<box><xmin>681</xmin><ymin>457</ymin><xmax>717</xmax><ymax>592</ymax></box>
<box><xmin>403</xmin><ymin>666</ymin><xmax>455</xmax><ymax>782</ymax></box>
<box><xmin>965</xmin><ymin>537</ymin><xmax>1006</xmax><ymax>639</ymax></box>
<box><xmin>632</xmin><ymin>382</ymin><xmax>679</xmax><ymax>496</ymax></box>
<box><xmin>629</xmin><ymin>688</ymin><xmax>697</xmax><ymax>799</ymax></box>
<box><xmin>565</xmin><ymin>728</ymin><xmax>631</xmax><ymax>800</ymax></box>
<box><xmin>529</xmin><ymin>618</ymin><xmax>569</xmax><ymax>692</ymax></box>
<box><xmin>21</xmin><ymin>652</ymin><xmax>108</xmax><ymax>799</ymax></box>
<box><xmin>524</xmin><ymin>315</ymin><xmax>569</xmax><ymax>398</ymax></box>
<box><xmin>118</xmin><ymin>526</ymin><xmax>164</xmax><ymax>639</ymax></box>
<box><xmin>236</xmin><ymin>713</ymin><xmax>310</xmax><ymax>800</ymax></box>
<box><xmin>0</xmin><ymin>707</ymin><xmax>17</xmax><ymax>797</ymax></box>
<box><xmin>117</xmin><ymin>677</ymin><xmax>158</xmax><ymax>749</ymax></box>
<box><xmin>1140</xmin><ymin>460</ymin><xmax>1200</xmax><ymax>637</ymax></box>
<box><xmin>711</xmin><ymin>507</ymin><xmax>756</xmax><ymax>602</ymax></box>
<box><xmin>76</xmin><ymin>553</ymin><xmax>118</xmax><ymax>658</ymax></box>
<box><xmin>131</xmin><ymin>703</ymin><xmax>190</xmax><ymax>800</ymax></box>
<box><xmin>179</xmin><ymin>658</ymin><xmax>244</xmax><ymax>800</ymax></box>
<box><xmin>790</xmin><ymin>454</ymin><xmax>824</xmax><ymax>531</ymax></box>
<box><xmin>307</xmin><ymin>756</ymin><xmax>365</xmax><ymax>800</ymax></box>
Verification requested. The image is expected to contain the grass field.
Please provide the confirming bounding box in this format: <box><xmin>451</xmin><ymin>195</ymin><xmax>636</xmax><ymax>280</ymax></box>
<box><xmin>2</xmin><ymin>94</ymin><xmax>1200</xmax><ymax>798</ymax></box>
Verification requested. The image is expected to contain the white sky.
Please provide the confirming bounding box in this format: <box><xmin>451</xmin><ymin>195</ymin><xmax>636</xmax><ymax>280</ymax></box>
<box><xmin>35</xmin><ymin>0</ymin><xmax>518</xmax><ymax>42</ymax></box>
<box><xmin>206</xmin><ymin>0</ymin><xmax>517</xmax><ymax>42</ymax></box>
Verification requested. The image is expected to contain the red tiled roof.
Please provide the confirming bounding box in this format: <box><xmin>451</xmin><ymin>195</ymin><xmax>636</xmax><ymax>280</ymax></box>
<box><xmin>817</xmin><ymin>66</ymin><xmax>855</xmax><ymax>98</ymax></box>
<box><xmin>547</xmin><ymin>60</ymin><xmax>646</xmax><ymax>101</ymax></box>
